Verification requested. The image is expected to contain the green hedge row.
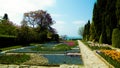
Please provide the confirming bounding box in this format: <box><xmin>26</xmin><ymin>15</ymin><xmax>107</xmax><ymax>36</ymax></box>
<box><xmin>0</xmin><ymin>35</ymin><xmax>17</xmax><ymax>48</ymax></box>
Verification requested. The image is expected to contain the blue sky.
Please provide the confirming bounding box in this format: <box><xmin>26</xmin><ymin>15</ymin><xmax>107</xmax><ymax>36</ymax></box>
<box><xmin>0</xmin><ymin>0</ymin><xmax>96</xmax><ymax>37</ymax></box>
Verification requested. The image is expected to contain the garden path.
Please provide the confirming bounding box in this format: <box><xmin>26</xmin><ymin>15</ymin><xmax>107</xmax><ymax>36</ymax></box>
<box><xmin>78</xmin><ymin>40</ymin><xmax>109</xmax><ymax>68</ymax></box>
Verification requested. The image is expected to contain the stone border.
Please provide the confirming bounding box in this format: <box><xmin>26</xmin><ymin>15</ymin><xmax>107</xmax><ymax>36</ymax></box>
<box><xmin>93</xmin><ymin>50</ymin><xmax>114</xmax><ymax>68</ymax></box>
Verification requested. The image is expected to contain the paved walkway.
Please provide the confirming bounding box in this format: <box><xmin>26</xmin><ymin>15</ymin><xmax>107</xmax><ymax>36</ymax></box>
<box><xmin>78</xmin><ymin>40</ymin><xmax>109</xmax><ymax>68</ymax></box>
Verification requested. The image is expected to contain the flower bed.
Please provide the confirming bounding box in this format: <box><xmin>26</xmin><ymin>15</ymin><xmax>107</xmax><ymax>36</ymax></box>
<box><xmin>82</xmin><ymin>41</ymin><xmax>111</xmax><ymax>50</ymax></box>
<box><xmin>64</xmin><ymin>41</ymin><xmax>78</xmax><ymax>47</ymax></box>
<box><xmin>98</xmin><ymin>50</ymin><xmax>120</xmax><ymax>68</ymax></box>
<box><xmin>31</xmin><ymin>43</ymin><xmax>71</xmax><ymax>51</ymax></box>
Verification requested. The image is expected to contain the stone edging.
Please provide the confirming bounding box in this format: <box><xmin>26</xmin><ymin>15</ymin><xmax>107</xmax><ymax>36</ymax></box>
<box><xmin>93</xmin><ymin>50</ymin><xmax>114</xmax><ymax>68</ymax></box>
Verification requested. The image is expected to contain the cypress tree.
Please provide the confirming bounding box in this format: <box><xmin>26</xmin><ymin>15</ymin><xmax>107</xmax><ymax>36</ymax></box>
<box><xmin>116</xmin><ymin>0</ymin><xmax>120</xmax><ymax>28</ymax></box>
<box><xmin>3</xmin><ymin>13</ymin><xmax>8</xmax><ymax>20</ymax></box>
<box><xmin>112</xmin><ymin>28</ymin><xmax>120</xmax><ymax>48</ymax></box>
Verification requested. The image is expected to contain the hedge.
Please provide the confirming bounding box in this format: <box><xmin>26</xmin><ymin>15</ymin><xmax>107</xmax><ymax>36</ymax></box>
<box><xmin>112</xmin><ymin>28</ymin><xmax>120</xmax><ymax>48</ymax></box>
<box><xmin>0</xmin><ymin>35</ymin><xmax>17</xmax><ymax>48</ymax></box>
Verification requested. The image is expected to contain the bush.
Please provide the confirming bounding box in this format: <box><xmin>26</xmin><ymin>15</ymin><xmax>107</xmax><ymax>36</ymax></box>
<box><xmin>112</xmin><ymin>28</ymin><xmax>120</xmax><ymax>48</ymax></box>
<box><xmin>0</xmin><ymin>35</ymin><xmax>17</xmax><ymax>48</ymax></box>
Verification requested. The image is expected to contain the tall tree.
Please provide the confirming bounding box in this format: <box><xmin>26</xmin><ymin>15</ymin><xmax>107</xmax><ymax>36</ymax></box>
<box><xmin>116</xmin><ymin>0</ymin><xmax>120</xmax><ymax>28</ymax></box>
<box><xmin>24</xmin><ymin>10</ymin><xmax>54</xmax><ymax>29</ymax></box>
<box><xmin>89</xmin><ymin>21</ymin><xmax>96</xmax><ymax>41</ymax></box>
<box><xmin>83</xmin><ymin>20</ymin><xmax>90</xmax><ymax>41</ymax></box>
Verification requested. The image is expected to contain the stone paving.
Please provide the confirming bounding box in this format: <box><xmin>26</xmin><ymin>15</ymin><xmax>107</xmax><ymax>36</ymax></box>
<box><xmin>78</xmin><ymin>40</ymin><xmax>109</xmax><ymax>68</ymax></box>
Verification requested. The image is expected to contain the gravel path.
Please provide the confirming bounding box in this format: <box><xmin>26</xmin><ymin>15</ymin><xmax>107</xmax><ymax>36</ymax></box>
<box><xmin>78</xmin><ymin>40</ymin><xmax>109</xmax><ymax>68</ymax></box>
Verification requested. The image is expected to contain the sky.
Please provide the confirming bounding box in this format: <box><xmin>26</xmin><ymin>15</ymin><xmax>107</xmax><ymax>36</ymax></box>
<box><xmin>0</xmin><ymin>0</ymin><xmax>96</xmax><ymax>38</ymax></box>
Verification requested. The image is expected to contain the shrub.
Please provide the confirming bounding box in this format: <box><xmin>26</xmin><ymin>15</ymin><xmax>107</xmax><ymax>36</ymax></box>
<box><xmin>0</xmin><ymin>35</ymin><xmax>17</xmax><ymax>48</ymax></box>
<box><xmin>112</xmin><ymin>28</ymin><xmax>120</xmax><ymax>48</ymax></box>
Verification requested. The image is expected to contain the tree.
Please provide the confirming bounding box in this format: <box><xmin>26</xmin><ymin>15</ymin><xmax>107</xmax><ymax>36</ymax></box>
<box><xmin>24</xmin><ymin>10</ymin><xmax>54</xmax><ymax>29</ymax></box>
<box><xmin>22</xmin><ymin>10</ymin><xmax>57</xmax><ymax>43</ymax></box>
<box><xmin>3</xmin><ymin>13</ymin><xmax>8</xmax><ymax>20</ymax></box>
<box><xmin>16</xmin><ymin>20</ymin><xmax>38</xmax><ymax>44</ymax></box>
<box><xmin>116</xmin><ymin>0</ymin><xmax>120</xmax><ymax>28</ymax></box>
<box><xmin>91</xmin><ymin>0</ymin><xmax>118</xmax><ymax>44</ymax></box>
<box><xmin>79</xmin><ymin>26</ymin><xmax>84</xmax><ymax>37</ymax></box>
<box><xmin>112</xmin><ymin>28</ymin><xmax>120</xmax><ymax>48</ymax></box>
<box><xmin>89</xmin><ymin>21</ymin><xmax>96</xmax><ymax>41</ymax></box>
<box><xmin>83</xmin><ymin>20</ymin><xmax>90</xmax><ymax>41</ymax></box>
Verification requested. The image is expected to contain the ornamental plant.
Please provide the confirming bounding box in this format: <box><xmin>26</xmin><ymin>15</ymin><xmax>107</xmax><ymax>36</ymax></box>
<box><xmin>99</xmin><ymin>50</ymin><xmax>120</xmax><ymax>67</ymax></box>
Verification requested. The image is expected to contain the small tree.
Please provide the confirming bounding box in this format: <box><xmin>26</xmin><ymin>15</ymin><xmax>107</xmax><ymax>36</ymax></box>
<box><xmin>3</xmin><ymin>13</ymin><xmax>8</xmax><ymax>20</ymax></box>
<box><xmin>112</xmin><ymin>28</ymin><xmax>120</xmax><ymax>48</ymax></box>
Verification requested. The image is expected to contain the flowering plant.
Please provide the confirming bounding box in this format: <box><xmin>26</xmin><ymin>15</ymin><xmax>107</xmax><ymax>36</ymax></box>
<box><xmin>100</xmin><ymin>50</ymin><xmax>120</xmax><ymax>62</ymax></box>
<box><xmin>64</xmin><ymin>41</ymin><xmax>75</xmax><ymax>46</ymax></box>
<box><xmin>99</xmin><ymin>50</ymin><xmax>120</xmax><ymax>67</ymax></box>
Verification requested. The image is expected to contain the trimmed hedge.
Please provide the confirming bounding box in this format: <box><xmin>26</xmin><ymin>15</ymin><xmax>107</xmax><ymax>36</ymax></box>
<box><xmin>112</xmin><ymin>28</ymin><xmax>120</xmax><ymax>48</ymax></box>
<box><xmin>0</xmin><ymin>35</ymin><xmax>17</xmax><ymax>48</ymax></box>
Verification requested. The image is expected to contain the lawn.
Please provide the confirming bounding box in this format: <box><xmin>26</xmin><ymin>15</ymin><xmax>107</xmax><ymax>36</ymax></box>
<box><xmin>0</xmin><ymin>54</ymin><xmax>30</xmax><ymax>64</ymax></box>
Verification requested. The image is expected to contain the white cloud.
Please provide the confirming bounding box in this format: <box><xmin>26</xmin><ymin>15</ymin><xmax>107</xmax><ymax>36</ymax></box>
<box><xmin>0</xmin><ymin>0</ymin><xmax>56</xmax><ymax>25</ymax></box>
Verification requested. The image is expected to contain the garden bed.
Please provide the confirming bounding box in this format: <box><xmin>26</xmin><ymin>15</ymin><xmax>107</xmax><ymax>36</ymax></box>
<box><xmin>82</xmin><ymin>41</ymin><xmax>111</xmax><ymax>50</ymax></box>
<box><xmin>0</xmin><ymin>53</ymin><xmax>30</xmax><ymax>64</ymax></box>
<box><xmin>97</xmin><ymin>50</ymin><xmax>120</xmax><ymax>68</ymax></box>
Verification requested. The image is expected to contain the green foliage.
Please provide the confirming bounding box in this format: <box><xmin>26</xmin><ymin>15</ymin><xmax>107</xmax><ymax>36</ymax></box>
<box><xmin>99</xmin><ymin>34</ymin><xmax>103</xmax><ymax>44</ymax></box>
<box><xmin>51</xmin><ymin>34</ymin><xmax>59</xmax><ymax>42</ymax></box>
<box><xmin>0</xmin><ymin>20</ymin><xmax>17</xmax><ymax>36</ymax></box>
<box><xmin>31</xmin><ymin>43</ymin><xmax>71</xmax><ymax>51</ymax></box>
<box><xmin>54</xmin><ymin>44</ymin><xmax>71</xmax><ymax>51</ymax></box>
<box><xmin>112</xmin><ymin>28</ymin><xmax>120</xmax><ymax>48</ymax></box>
<box><xmin>3</xmin><ymin>13</ymin><xmax>8</xmax><ymax>20</ymax></box>
<box><xmin>99</xmin><ymin>32</ymin><xmax>107</xmax><ymax>44</ymax></box>
<box><xmin>88</xmin><ymin>0</ymin><xmax>119</xmax><ymax>44</ymax></box>
<box><xmin>0</xmin><ymin>10</ymin><xmax>58</xmax><ymax>47</ymax></box>
<box><xmin>0</xmin><ymin>46</ymin><xmax>22</xmax><ymax>51</ymax></box>
<box><xmin>0</xmin><ymin>54</ymin><xmax>30</xmax><ymax>64</ymax></box>
<box><xmin>83</xmin><ymin>20</ymin><xmax>90</xmax><ymax>41</ymax></box>
<box><xmin>0</xmin><ymin>36</ymin><xmax>17</xmax><ymax>48</ymax></box>
<box><xmin>89</xmin><ymin>22</ymin><xmax>96</xmax><ymax>41</ymax></box>
<box><xmin>116</xmin><ymin>0</ymin><xmax>120</xmax><ymax>28</ymax></box>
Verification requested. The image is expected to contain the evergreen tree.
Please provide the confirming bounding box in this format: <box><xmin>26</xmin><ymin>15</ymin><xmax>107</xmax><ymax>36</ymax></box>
<box><xmin>89</xmin><ymin>21</ymin><xmax>96</xmax><ymax>41</ymax></box>
<box><xmin>112</xmin><ymin>28</ymin><xmax>120</xmax><ymax>48</ymax></box>
<box><xmin>83</xmin><ymin>20</ymin><xmax>90</xmax><ymax>41</ymax></box>
<box><xmin>3</xmin><ymin>13</ymin><xmax>8</xmax><ymax>20</ymax></box>
<box><xmin>116</xmin><ymin>0</ymin><xmax>120</xmax><ymax>28</ymax></box>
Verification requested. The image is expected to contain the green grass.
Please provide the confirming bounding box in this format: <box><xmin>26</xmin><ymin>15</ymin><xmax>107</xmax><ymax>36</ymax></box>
<box><xmin>0</xmin><ymin>46</ymin><xmax>22</xmax><ymax>51</ymax></box>
<box><xmin>0</xmin><ymin>34</ymin><xmax>16</xmax><ymax>38</ymax></box>
<box><xmin>0</xmin><ymin>54</ymin><xmax>30</xmax><ymax>64</ymax></box>
<box><xmin>31</xmin><ymin>43</ymin><xmax>71</xmax><ymax>51</ymax></box>
<box><xmin>0</xmin><ymin>43</ymin><xmax>38</xmax><ymax>51</ymax></box>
